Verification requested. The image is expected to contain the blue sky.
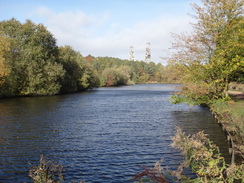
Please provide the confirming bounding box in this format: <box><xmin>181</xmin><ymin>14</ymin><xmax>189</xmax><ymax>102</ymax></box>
<box><xmin>0</xmin><ymin>0</ymin><xmax>198</xmax><ymax>63</ymax></box>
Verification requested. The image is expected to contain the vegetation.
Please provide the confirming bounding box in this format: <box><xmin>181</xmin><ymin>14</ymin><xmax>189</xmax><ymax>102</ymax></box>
<box><xmin>133</xmin><ymin>127</ymin><xmax>244</xmax><ymax>183</ymax></box>
<box><xmin>0</xmin><ymin>18</ymin><xmax>175</xmax><ymax>98</ymax></box>
<box><xmin>1</xmin><ymin>19</ymin><xmax>167</xmax><ymax>98</ymax></box>
<box><xmin>58</xmin><ymin>45</ymin><xmax>100</xmax><ymax>93</ymax></box>
<box><xmin>29</xmin><ymin>155</ymin><xmax>64</xmax><ymax>183</ymax></box>
<box><xmin>211</xmin><ymin>96</ymin><xmax>244</xmax><ymax>164</ymax></box>
<box><xmin>166</xmin><ymin>0</ymin><xmax>244</xmax><ymax>165</ymax></box>
<box><xmin>163</xmin><ymin>0</ymin><xmax>244</xmax><ymax>182</ymax></box>
<box><xmin>2</xmin><ymin>0</ymin><xmax>244</xmax><ymax>182</ymax></box>
<box><xmin>170</xmin><ymin>127</ymin><xmax>243</xmax><ymax>183</ymax></box>
<box><xmin>29</xmin><ymin>127</ymin><xmax>244</xmax><ymax>183</ymax></box>
<box><xmin>167</xmin><ymin>0</ymin><xmax>244</xmax><ymax>106</ymax></box>
<box><xmin>85</xmin><ymin>56</ymin><xmax>168</xmax><ymax>86</ymax></box>
<box><xmin>0</xmin><ymin>19</ymin><xmax>100</xmax><ymax>97</ymax></box>
<box><xmin>0</xmin><ymin>19</ymin><xmax>64</xmax><ymax>96</ymax></box>
<box><xmin>132</xmin><ymin>160</ymin><xmax>168</xmax><ymax>183</ymax></box>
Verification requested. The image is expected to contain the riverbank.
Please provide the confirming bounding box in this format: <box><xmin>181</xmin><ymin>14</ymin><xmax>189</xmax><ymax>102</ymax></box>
<box><xmin>211</xmin><ymin>91</ymin><xmax>244</xmax><ymax>165</ymax></box>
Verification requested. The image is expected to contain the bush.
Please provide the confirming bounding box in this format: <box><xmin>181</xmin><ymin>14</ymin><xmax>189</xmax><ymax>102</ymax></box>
<box><xmin>131</xmin><ymin>160</ymin><xmax>168</xmax><ymax>183</ymax></box>
<box><xmin>170</xmin><ymin>127</ymin><xmax>244</xmax><ymax>183</ymax></box>
<box><xmin>29</xmin><ymin>155</ymin><xmax>64</xmax><ymax>183</ymax></box>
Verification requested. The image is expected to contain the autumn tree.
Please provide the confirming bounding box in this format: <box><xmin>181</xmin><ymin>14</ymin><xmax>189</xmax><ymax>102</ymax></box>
<box><xmin>168</xmin><ymin>0</ymin><xmax>244</xmax><ymax>105</ymax></box>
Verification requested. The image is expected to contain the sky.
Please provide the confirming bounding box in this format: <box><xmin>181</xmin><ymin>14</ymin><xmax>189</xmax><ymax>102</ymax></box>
<box><xmin>0</xmin><ymin>0</ymin><xmax>198</xmax><ymax>64</ymax></box>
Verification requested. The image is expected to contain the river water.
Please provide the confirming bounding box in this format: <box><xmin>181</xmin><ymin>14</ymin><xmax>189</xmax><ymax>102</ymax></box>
<box><xmin>0</xmin><ymin>84</ymin><xmax>229</xmax><ymax>182</ymax></box>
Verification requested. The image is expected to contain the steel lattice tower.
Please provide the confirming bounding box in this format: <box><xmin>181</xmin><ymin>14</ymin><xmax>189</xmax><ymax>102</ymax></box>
<box><xmin>129</xmin><ymin>46</ymin><xmax>134</xmax><ymax>61</ymax></box>
<box><xmin>145</xmin><ymin>42</ymin><xmax>151</xmax><ymax>63</ymax></box>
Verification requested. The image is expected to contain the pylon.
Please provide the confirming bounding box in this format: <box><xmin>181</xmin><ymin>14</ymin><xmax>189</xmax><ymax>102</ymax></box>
<box><xmin>145</xmin><ymin>42</ymin><xmax>151</xmax><ymax>63</ymax></box>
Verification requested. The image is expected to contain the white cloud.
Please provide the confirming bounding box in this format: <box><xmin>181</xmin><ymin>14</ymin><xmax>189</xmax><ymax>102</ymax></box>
<box><xmin>33</xmin><ymin>6</ymin><xmax>192</xmax><ymax>63</ymax></box>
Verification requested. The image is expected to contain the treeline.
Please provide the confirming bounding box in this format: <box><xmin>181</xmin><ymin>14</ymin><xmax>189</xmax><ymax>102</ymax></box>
<box><xmin>0</xmin><ymin>18</ymin><xmax>175</xmax><ymax>98</ymax></box>
<box><xmin>0</xmin><ymin>19</ymin><xmax>100</xmax><ymax>97</ymax></box>
<box><xmin>84</xmin><ymin>56</ymin><xmax>171</xmax><ymax>86</ymax></box>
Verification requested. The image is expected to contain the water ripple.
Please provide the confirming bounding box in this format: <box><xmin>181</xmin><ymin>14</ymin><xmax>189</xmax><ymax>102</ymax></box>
<box><xmin>0</xmin><ymin>84</ymin><xmax>230</xmax><ymax>182</ymax></box>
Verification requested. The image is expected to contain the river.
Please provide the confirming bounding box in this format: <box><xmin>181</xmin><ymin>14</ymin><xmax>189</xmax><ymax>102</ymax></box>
<box><xmin>0</xmin><ymin>84</ymin><xmax>230</xmax><ymax>182</ymax></box>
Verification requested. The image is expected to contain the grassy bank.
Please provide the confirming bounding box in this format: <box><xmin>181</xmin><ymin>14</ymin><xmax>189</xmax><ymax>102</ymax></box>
<box><xmin>211</xmin><ymin>91</ymin><xmax>244</xmax><ymax>165</ymax></box>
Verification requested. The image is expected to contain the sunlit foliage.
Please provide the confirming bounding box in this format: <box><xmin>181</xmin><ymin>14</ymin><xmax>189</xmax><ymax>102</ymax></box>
<box><xmin>0</xmin><ymin>19</ymin><xmax>100</xmax><ymax>97</ymax></box>
<box><xmin>0</xmin><ymin>31</ymin><xmax>10</xmax><ymax>91</ymax></box>
<box><xmin>170</xmin><ymin>127</ymin><xmax>244</xmax><ymax>183</ymax></box>
<box><xmin>0</xmin><ymin>19</ymin><xmax>64</xmax><ymax>96</ymax></box>
<box><xmin>90</xmin><ymin>57</ymin><xmax>167</xmax><ymax>86</ymax></box>
<box><xmin>168</xmin><ymin>0</ymin><xmax>244</xmax><ymax>105</ymax></box>
<box><xmin>58</xmin><ymin>45</ymin><xmax>99</xmax><ymax>93</ymax></box>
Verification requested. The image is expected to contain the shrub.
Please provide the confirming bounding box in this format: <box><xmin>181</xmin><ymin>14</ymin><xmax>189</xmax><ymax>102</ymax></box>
<box><xmin>131</xmin><ymin>160</ymin><xmax>168</xmax><ymax>183</ymax></box>
<box><xmin>170</xmin><ymin>127</ymin><xmax>244</xmax><ymax>183</ymax></box>
<box><xmin>29</xmin><ymin>155</ymin><xmax>64</xmax><ymax>183</ymax></box>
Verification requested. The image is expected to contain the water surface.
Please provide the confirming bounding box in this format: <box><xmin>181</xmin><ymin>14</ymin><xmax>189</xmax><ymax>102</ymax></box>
<box><xmin>0</xmin><ymin>84</ymin><xmax>229</xmax><ymax>182</ymax></box>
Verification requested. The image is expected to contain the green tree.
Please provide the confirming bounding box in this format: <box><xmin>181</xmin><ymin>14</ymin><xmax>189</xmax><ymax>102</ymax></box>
<box><xmin>78</xmin><ymin>63</ymin><xmax>100</xmax><ymax>90</ymax></box>
<box><xmin>102</xmin><ymin>68</ymin><xmax>119</xmax><ymax>86</ymax></box>
<box><xmin>212</xmin><ymin>15</ymin><xmax>244</xmax><ymax>95</ymax></box>
<box><xmin>58</xmin><ymin>45</ymin><xmax>99</xmax><ymax>92</ymax></box>
<box><xmin>0</xmin><ymin>19</ymin><xmax>23</xmax><ymax>96</ymax></box>
<box><xmin>0</xmin><ymin>32</ymin><xmax>10</xmax><ymax>91</ymax></box>
<box><xmin>58</xmin><ymin>45</ymin><xmax>84</xmax><ymax>93</ymax></box>
<box><xmin>88</xmin><ymin>56</ymin><xmax>167</xmax><ymax>85</ymax></box>
<box><xmin>0</xmin><ymin>19</ymin><xmax>64</xmax><ymax>96</ymax></box>
<box><xmin>101</xmin><ymin>67</ymin><xmax>129</xmax><ymax>86</ymax></box>
<box><xmin>168</xmin><ymin>0</ymin><xmax>244</xmax><ymax>105</ymax></box>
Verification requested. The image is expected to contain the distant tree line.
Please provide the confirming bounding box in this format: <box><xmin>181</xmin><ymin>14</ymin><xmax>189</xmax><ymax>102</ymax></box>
<box><xmin>84</xmin><ymin>56</ymin><xmax>170</xmax><ymax>86</ymax></box>
<box><xmin>0</xmin><ymin>18</ymin><xmax>176</xmax><ymax>98</ymax></box>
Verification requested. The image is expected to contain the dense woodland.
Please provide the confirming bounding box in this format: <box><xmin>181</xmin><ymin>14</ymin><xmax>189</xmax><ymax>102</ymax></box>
<box><xmin>0</xmin><ymin>18</ymin><xmax>178</xmax><ymax>98</ymax></box>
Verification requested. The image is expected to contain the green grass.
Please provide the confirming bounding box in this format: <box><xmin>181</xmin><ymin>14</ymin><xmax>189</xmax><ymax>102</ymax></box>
<box><xmin>228</xmin><ymin>100</ymin><xmax>244</xmax><ymax>145</ymax></box>
<box><xmin>228</xmin><ymin>93</ymin><xmax>244</xmax><ymax>137</ymax></box>
<box><xmin>211</xmin><ymin>95</ymin><xmax>244</xmax><ymax>164</ymax></box>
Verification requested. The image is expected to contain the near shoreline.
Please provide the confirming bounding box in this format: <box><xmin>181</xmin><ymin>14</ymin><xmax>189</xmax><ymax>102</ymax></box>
<box><xmin>211</xmin><ymin>91</ymin><xmax>244</xmax><ymax>165</ymax></box>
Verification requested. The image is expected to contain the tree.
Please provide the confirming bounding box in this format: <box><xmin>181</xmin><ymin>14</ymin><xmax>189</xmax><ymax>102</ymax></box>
<box><xmin>78</xmin><ymin>63</ymin><xmax>100</xmax><ymax>90</ymax></box>
<box><xmin>58</xmin><ymin>45</ymin><xmax>84</xmax><ymax>93</ymax></box>
<box><xmin>168</xmin><ymin>0</ymin><xmax>244</xmax><ymax>105</ymax></box>
<box><xmin>0</xmin><ymin>19</ymin><xmax>23</xmax><ymax>96</ymax></box>
<box><xmin>19</xmin><ymin>20</ymin><xmax>64</xmax><ymax>95</ymax></box>
<box><xmin>101</xmin><ymin>67</ymin><xmax>130</xmax><ymax>87</ymax></box>
<box><xmin>0</xmin><ymin>19</ymin><xmax>64</xmax><ymax>96</ymax></box>
<box><xmin>0</xmin><ymin>32</ymin><xmax>10</xmax><ymax>90</ymax></box>
<box><xmin>102</xmin><ymin>68</ymin><xmax>120</xmax><ymax>86</ymax></box>
<box><xmin>212</xmin><ymin>15</ymin><xmax>244</xmax><ymax>93</ymax></box>
<box><xmin>58</xmin><ymin>46</ymin><xmax>99</xmax><ymax>92</ymax></box>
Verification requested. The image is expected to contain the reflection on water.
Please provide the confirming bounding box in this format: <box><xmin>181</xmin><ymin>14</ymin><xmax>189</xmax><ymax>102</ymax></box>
<box><xmin>0</xmin><ymin>84</ymin><xmax>229</xmax><ymax>182</ymax></box>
